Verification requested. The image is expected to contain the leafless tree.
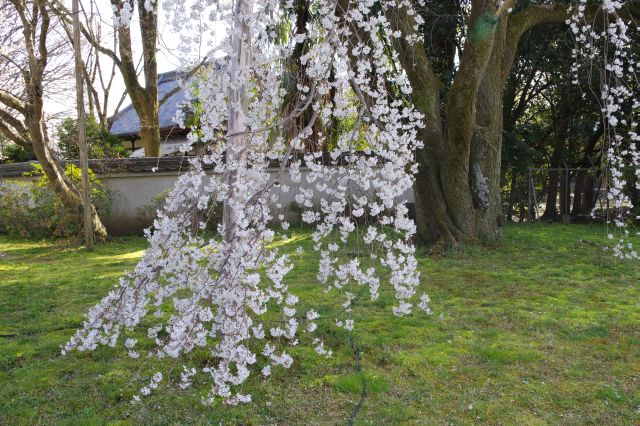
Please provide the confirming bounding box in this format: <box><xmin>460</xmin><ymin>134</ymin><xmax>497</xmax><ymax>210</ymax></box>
<box><xmin>53</xmin><ymin>0</ymin><xmax>125</xmax><ymax>130</ymax></box>
<box><xmin>0</xmin><ymin>0</ymin><xmax>107</xmax><ymax>238</ymax></box>
<box><xmin>51</xmin><ymin>0</ymin><xmax>207</xmax><ymax>157</ymax></box>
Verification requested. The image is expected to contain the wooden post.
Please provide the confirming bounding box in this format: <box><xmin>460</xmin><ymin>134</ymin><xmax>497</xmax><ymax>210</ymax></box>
<box><xmin>223</xmin><ymin>0</ymin><xmax>252</xmax><ymax>243</ymax></box>
<box><xmin>73</xmin><ymin>0</ymin><xmax>94</xmax><ymax>250</ymax></box>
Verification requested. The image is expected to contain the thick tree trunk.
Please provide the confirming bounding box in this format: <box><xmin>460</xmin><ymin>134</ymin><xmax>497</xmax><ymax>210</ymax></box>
<box><xmin>469</xmin><ymin>15</ymin><xmax>510</xmax><ymax>241</ymax></box>
<box><xmin>416</xmin><ymin>11</ymin><xmax>510</xmax><ymax>245</ymax></box>
<box><xmin>387</xmin><ymin>2</ymin><xmax>574</xmax><ymax>246</ymax></box>
<box><xmin>413</xmin><ymin>129</ymin><xmax>464</xmax><ymax>245</ymax></box>
<box><xmin>140</xmin><ymin>107</ymin><xmax>161</xmax><ymax>157</ymax></box>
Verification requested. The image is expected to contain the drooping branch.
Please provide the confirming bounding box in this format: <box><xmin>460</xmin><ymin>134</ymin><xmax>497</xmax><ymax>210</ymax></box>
<box><xmin>505</xmin><ymin>2</ymin><xmax>640</xmax><ymax>82</ymax></box>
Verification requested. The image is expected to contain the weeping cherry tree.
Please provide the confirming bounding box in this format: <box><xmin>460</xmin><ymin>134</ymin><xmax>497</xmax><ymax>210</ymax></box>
<box><xmin>63</xmin><ymin>0</ymin><xmax>430</xmax><ymax>405</ymax></box>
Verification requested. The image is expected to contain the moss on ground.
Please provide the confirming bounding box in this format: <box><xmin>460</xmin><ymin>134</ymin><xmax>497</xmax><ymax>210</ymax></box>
<box><xmin>0</xmin><ymin>223</ymin><xmax>638</xmax><ymax>424</ymax></box>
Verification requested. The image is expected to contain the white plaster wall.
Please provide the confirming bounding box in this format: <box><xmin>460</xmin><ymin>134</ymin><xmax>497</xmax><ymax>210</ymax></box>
<box><xmin>3</xmin><ymin>168</ymin><xmax>415</xmax><ymax>235</ymax></box>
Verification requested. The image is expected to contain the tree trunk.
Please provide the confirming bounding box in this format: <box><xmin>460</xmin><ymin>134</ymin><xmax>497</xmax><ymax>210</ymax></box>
<box><xmin>469</xmin><ymin>14</ymin><xmax>510</xmax><ymax>241</ymax></box>
<box><xmin>414</xmin><ymin>10</ymin><xmax>510</xmax><ymax>245</ymax></box>
<box><xmin>15</xmin><ymin>0</ymin><xmax>108</xmax><ymax>240</ymax></box>
<box><xmin>73</xmin><ymin>0</ymin><xmax>95</xmax><ymax>249</ymax></box>
<box><xmin>541</xmin><ymin>143</ymin><xmax>562</xmax><ymax>220</ymax></box>
<box><xmin>583</xmin><ymin>171</ymin><xmax>599</xmax><ymax>213</ymax></box>
<box><xmin>572</xmin><ymin>128</ymin><xmax>601</xmax><ymax>217</ymax></box>
<box><xmin>137</xmin><ymin>0</ymin><xmax>160</xmax><ymax>157</ymax></box>
<box><xmin>140</xmin><ymin>107</ymin><xmax>160</xmax><ymax>157</ymax></box>
<box><xmin>223</xmin><ymin>0</ymin><xmax>251</xmax><ymax>242</ymax></box>
<box><xmin>383</xmin><ymin>2</ymin><xmax>575</xmax><ymax>246</ymax></box>
<box><xmin>507</xmin><ymin>170</ymin><xmax>518</xmax><ymax>221</ymax></box>
<box><xmin>559</xmin><ymin>166</ymin><xmax>569</xmax><ymax>217</ymax></box>
<box><xmin>413</xmin><ymin>131</ymin><xmax>464</xmax><ymax>245</ymax></box>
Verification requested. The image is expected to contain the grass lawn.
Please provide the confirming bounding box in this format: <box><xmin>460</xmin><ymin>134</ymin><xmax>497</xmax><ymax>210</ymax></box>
<box><xmin>0</xmin><ymin>223</ymin><xmax>638</xmax><ymax>425</ymax></box>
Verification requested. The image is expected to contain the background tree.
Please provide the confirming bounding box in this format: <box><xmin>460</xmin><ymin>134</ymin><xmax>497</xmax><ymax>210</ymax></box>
<box><xmin>55</xmin><ymin>0</ymin><xmax>124</xmax><ymax>131</ymax></box>
<box><xmin>51</xmin><ymin>0</ymin><xmax>163</xmax><ymax>156</ymax></box>
<box><xmin>500</xmin><ymin>7</ymin><xmax>638</xmax><ymax>223</ymax></box>
<box><xmin>51</xmin><ymin>0</ymin><xmax>206</xmax><ymax>157</ymax></box>
<box><xmin>0</xmin><ymin>0</ymin><xmax>107</xmax><ymax>238</ymax></box>
<box><xmin>56</xmin><ymin>115</ymin><xmax>127</xmax><ymax>159</ymax></box>
<box><xmin>384</xmin><ymin>0</ymin><xmax>639</xmax><ymax>245</ymax></box>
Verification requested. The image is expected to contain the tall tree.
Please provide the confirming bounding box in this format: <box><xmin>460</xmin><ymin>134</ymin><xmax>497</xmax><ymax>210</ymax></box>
<box><xmin>384</xmin><ymin>1</ymin><xmax>639</xmax><ymax>245</ymax></box>
<box><xmin>54</xmin><ymin>0</ymin><xmax>123</xmax><ymax>131</ymax></box>
<box><xmin>51</xmin><ymin>0</ymin><xmax>163</xmax><ymax>156</ymax></box>
<box><xmin>0</xmin><ymin>0</ymin><xmax>107</xmax><ymax>238</ymax></box>
<box><xmin>381</xmin><ymin>1</ymin><xmax>568</xmax><ymax>244</ymax></box>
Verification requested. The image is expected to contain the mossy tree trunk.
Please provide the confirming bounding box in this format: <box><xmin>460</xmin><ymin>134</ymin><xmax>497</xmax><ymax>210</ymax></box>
<box><xmin>390</xmin><ymin>2</ymin><xmax>569</xmax><ymax>245</ymax></box>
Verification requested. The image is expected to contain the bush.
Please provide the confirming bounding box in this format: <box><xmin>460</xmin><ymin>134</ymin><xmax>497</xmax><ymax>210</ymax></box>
<box><xmin>136</xmin><ymin>190</ymin><xmax>171</xmax><ymax>224</ymax></box>
<box><xmin>56</xmin><ymin>115</ymin><xmax>128</xmax><ymax>160</ymax></box>
<box><xmin>0</xmin><ymin>183</ymin><xmax>34</xmax><ymax>238</ymax></box>
<box><xmin>0</xmin><ymin>142</ymin><xmax>35</xmax><ymax>163</ymax></box>
<box><xmin>0</xmin><ymin>164</ymin><xmax>111</xmax><ymax>238</ymax></box>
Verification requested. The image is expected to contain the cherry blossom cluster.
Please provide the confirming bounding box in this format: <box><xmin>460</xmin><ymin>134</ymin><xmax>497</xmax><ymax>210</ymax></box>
<box><xmin>64</xmin><ymin>0</ymin><xmax>430</xmax><ymax>406</ymax></box>
<box><xmin>568</xmin><ymin>0</ymin><xmax>639</xmax><ymax>259</ymax></box>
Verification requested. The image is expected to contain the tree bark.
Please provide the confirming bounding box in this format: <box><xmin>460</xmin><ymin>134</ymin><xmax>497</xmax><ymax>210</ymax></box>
<box><xmin>385</xmin><ymin>1</ymin><xmax>575</xmax><ymax>246</ymax></box>
<box><xmin>223</xmin><ymin>0</ymin><xmax>251</xmax><ymax>242</ymax></box>
<box><xmin>572</xmin><ymin>127</ymin><xmax>602</xmax><ymax>217</ymax></box>
<box><xmin>541</xmin><ymin>138</ymin><xmax>563</xmax><ymax>220</ymax></box>
<box><xmin>468</xmin><ymin>13</ymin><xmax>511</xmax><ymax>240</ymax></box>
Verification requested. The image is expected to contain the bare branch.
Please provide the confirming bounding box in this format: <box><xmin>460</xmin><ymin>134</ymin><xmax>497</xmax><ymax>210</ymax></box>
<box><xmin>0</xmin><ymin>89</ymin><xmax>27</xmax><ymax>113</ymax></box>
<box><xmin>159</xmin><ymin>58</ymin><xmax>208</xmax><ymax>106</ymax></box>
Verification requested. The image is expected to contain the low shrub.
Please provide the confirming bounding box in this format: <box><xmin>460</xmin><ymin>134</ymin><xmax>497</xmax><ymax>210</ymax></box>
<box><xmin>0</xmin><ymin>164</ymin><xmax>111</xmax><ymax>238</ymax></box>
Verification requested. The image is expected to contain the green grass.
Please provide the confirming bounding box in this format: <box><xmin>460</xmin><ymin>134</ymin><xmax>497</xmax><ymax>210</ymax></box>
<box><xmin>0</xmin><ymin>223</ymin><xmax>638</xmax><ymax>424</ymax></box>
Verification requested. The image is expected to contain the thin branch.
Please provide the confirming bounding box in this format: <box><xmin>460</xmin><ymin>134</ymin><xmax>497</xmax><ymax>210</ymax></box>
<box><xmin>159</xmin><ymin>58</ymin><xmax>208</xmax><ymax>106</ymax></box>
